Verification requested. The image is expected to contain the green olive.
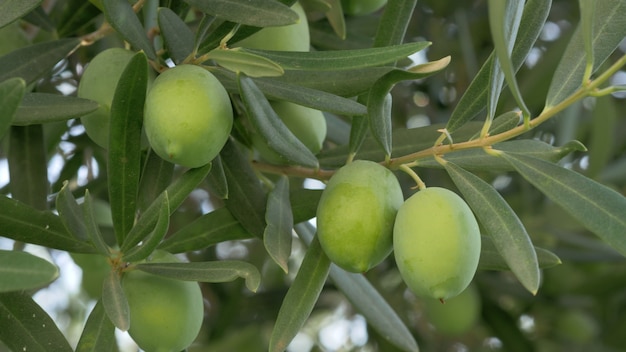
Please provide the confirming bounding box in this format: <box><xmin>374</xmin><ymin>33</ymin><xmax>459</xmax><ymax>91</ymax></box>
<box><xmin>233</xmin><ymin>2</ymin><xmax>310</xmax><ymax>52</ymax></box>
<box><xmin>144</xmin><ymin>64</ymin><xmax>233</xmax><ymax>168</ymax></box>
<box><xmin>341</xmin><ymin>0</ymin><xmax>387</xmax><ymax>16</ymax></box>
<box><xmin>422</xmin><ymin>284</ymin><xmax>481</xmax><ymax>336</ymax></box>
<box><xmin>393</xmin><ymin>187</ymin><xmax>480</xmax><ymax>301</ymax></box>
<box><xmin>253</xmin><ymin>100</ymin><xmax>326</xmax><ymax>164</ymax></box>
<box><xmin>317</xmin><ymin>160</ymin><xmax>403</xmax><ymax>273</ymax></box>
<box><xmin>123</xmin><ymin>251</ymin><xmax>204</xmax><ymax>352</ymax></box>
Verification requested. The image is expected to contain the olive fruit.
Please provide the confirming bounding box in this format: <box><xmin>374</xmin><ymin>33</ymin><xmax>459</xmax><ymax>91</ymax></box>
<box><xmin>316</xmin><ymin>160</ymin><xmax>403</xmax><ymax>273</ymax></box>
<box><xmin>422</xmin><ymin>284</ymin><xmax>481</xmax><ymax>336</ymax></box>
<box><xmin>253</xmin><ymin>100</ymin><xmax>327</xmax><ymax>164</ymax></box>
<box><xmin>234</xmin><ymin>2</ymin><xmax>310</xmax><ymax>52</ymax></box>
<box><xmin>144</xmin><ymin>64</ymin><xmax>233</xmax><ymax>168</ymax></box>
<box><xmin>78</xmin><ymin>48</ymin><xmax>146</xmax><ymax>148</ymax></box>
<box><xmin>341</xmin><ymin>0</ymin><xmax>387</xmax><ymax>16</ymax></box>
<box><xmin>393</xmin><ymin>187</ymin><xmax>480</xmax><ymax>301</ymax></box>
<box><xmin>123</xmin><ymin>251</ymin><xmax>203</xmax><ymax>352</ymax></box>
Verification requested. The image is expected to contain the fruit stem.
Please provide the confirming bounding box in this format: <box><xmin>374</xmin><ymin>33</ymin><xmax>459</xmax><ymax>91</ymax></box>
<box><xmin>398</xmin><ymin>164</ymin><xmax>426</xmax><ymax>190</ymax></box>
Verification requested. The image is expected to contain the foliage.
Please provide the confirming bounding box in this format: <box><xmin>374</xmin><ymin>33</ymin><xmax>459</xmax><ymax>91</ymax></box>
<box><xmin>0</xmin><ymin>0</ymin><xmax>625</xmax><ymax>351</ymax></box>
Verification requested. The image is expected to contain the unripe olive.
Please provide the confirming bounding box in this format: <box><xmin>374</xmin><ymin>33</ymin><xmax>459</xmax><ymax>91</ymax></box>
<box><xmin>144</xmin><ymin>64</ymin><xmax>233</xmax><ymax>168</ymax></box>
<box><xmin>422</xmin><ymin>284</ymin><xmax>481</xmax><ymax>336</ymax></box>
<box><xmin>393</xmin><ymin>187</ymin><xmax>480</xmax><ymax>301</ymax></box>
<box><xmin>317</xmin><ymin>160</ymin><xmax>403</xmax><ymax>273</ymax></box>
<box><xmin>341</xmin><ymin>0</ymin><xmax>387</xmax><ymax>16</ymax></box>
<box><xmin>253</xmin><ymin>100</ymin><xmax>326</xmax><ymax>164</ymax></box>
<box><xmin>234</xmin><ymin>2</ymin><xmax>310</xmax><ymax>52</ymax></box>
<box><xmin>78</xmin><ymin>48</ymin><xmax>150</xmax><ymax>148</ymax></box>
<box><xmin>123</xmin><ymin>251</ymin><xmax>204</xmax><ymax>352</ymax></box>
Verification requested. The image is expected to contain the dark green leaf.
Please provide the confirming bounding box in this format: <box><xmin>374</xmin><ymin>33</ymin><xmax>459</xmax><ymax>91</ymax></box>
<box><xmin>295</xmin><ymin>222</ymin><xmax>419</xmax><ymax>352</ymax></box>
<box><xmin>221</xmin><ymin>139</ymin><xmax>267</xmax><ymax>238</ymax></box>
<box><xmin>208</xmin><ymin>48</ymin><xmax>284</xmax><ymax>77</ymax></box>
<box><xmin>102</xmin><ymin>0</ymin><xmax>157</xmax><ymax>60</ymax></box>
<box><xmin>269</xmin><ymin>234</ymin><xmax>330</xmax><ymax>352</ymax></box>
<box><xmin>0</xmin><ymin>195</ymin><xmax>94</xmax><ymax>253</ymax></box>
<box><xmin>479</xmin><ymin>236</ymin><xmax>561</xmax><ymax>271</ymax></box>
<box><xmin>373</xmin><ymin>0</ymin><xmax>417</xmax><ymax>48</ymax></box>
<box><xmin>243</xmin><ymin>42</ymin><xmax>430</xmax><ymax>71</ymax></box>
<box><xmin>56</xmin><ymin>0</ymin><xmax>102</xmax><ymax>37</ymax></box>
<box><xmin>107</xmin><ymin>52</ymin><xmax>148</xmax><ymax>245</ymax></box>
<box><xmin>8</xmin><ymin>125</ymin><xmax>49</xmax><ymax>210</ymax></box>
<box><xmin>546</xmin><ymin>0</ymin><xmax>626</xmax><ymax>107</ymax></box>
<box><xmin>122</xmin><ymin>192</ymin><xmax>170</xmax><ymax>263</ymax></box>
<box><xmin>0</xmin><ymin>291</ymin><xmax>73</xmax><ymax>352</ymax></box>
<box><xmin>102</xmin><ymin>270</ymin><xmax>129</xmax><ymax>331</ymax></box>
<box><xmin>264</xmin><ymin>176</ymin><xmax>293</xmax><ymax>273</ymax></box>
<box><xmin>75</xmin><ymin>300</ymin><xmax>117</xmax><ymax>352</ymax></box>
<box><xmin>0</xmin><ymin>0</ymin><xmax>43</xmax><ymax>29</ymax></box>
<box><xmin>0</xmin><ymin>38</ymin><xmax>80</xmax><ymax>85</ymax></box>
<box><xmin>502</xmin><ymin>152</ymin><xmax>626</xmax><ymax>257</ymax></box>
<box><xmin>447</xmin><ymin>0</ymin><xmax>551</xmax><ymax>132</ymax></box>
<box><xmin>444</xmin><ymin>161</ymin><xmax>540</xmax><ymax>294</ymax></box>
<box><xmin>83</xmin><ymin>190</ymin><xmax>112</xmax><ymax>256</ymax></box>
<box><xmin>122</xmin><ymin>163</ymin><xmax>212</xmax><ymax>251</ymax></box>
<box><xmin>158</xmin><ymin>207</ymin><xmax>253</xmax><ymax>253</ymax></box>
<box><xmin>56</xmin><ymin>181</ymin><xmax>88</xmax><ymax>242</ymax></box>
<box><xmin>21</xmin><ymin>6</ymin><xmax>55</xmax><ymax>32</ymax></box>
<box><xmin>291</xmin><ymin>188</ymin><xmax>322</xmax><ymax>224</ymax></box>
<box><xmin>238</xmin><ymin>74</ymin><xmax>319</xmax><ymax>168</ymax></box>
<box><xmin>136</xmin><ymin>260</ymin><xmax>261</xmax><ymax>292</ymax></box>
<box><xmin>206</xmin><ymin>154</ymin><xmax>228</xmax><ymax>199</ymax></box>
<box><xmin>158</xmin><ymin>7</ymin><xmax>194</xmax><ymax>64</ymax></box>
<box><xmin>137</xmin><ymin>149</ymin><xmax>174</xmax><ymax>212</ymax></box>
<box><xmin>184</xmin><ymin>0</ymin><xmax>298</xmax><ymax>27</ymax></box>
<box><xmin>368</xmin><ymin>93</ymin><xmax>393</xmax><ymax>156</ymax></box>
<box><xmin>13</xmin><ymin>93</ymin><xmax>99</xmax><ymax>126</ymax></box>
<box><xmin>0</xmin><ymin>77</ymin><xmax>25</xmax><ymax>138</ymax></box>
<box><xmin>0</xmin><ymin>250</ymin><xmax>59</xmax><ymax>292</ymax></box>
<box><xmin>323</xmin><ymin>0</ymin><xmax>345</xmax><ymax>39</ymax></box>
<box><xmin>349</xmin><ymin>114</ymin><xmax>369</xmax><ymax>158</ymax></box>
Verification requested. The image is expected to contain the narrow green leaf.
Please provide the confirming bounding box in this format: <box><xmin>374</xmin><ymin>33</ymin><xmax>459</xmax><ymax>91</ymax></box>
<box><xmin>243</xmin><ymin>42</ymin><xmax>430</xmax><ymax>71</ymax></box>
<box><xmin>122</xmin><ymin>192</ymin><xmax>170</xmax><ymax>263</ymax></box>
<box><xmin>56</xmin><ymin>181</ymin><xmax>88</xmax><ymax>242</ymax></box>
<box><xmin>137</xmin><ymin>149</ymin><xmax>174</xmax><ymax>212</ymax></box>
<box><xmin>136</xmin><ymin>260</ymin><xmax>261</xmax><ymax>292</ymax></box>
<box><xmin>8</xmin><ymin>125</ymin><xmax>49</xmax><ymax>211</ymax></box>
<box><xmin>479</xmin><ymin>236</ymin><xmax>561</xmax><ymax>271</ymax></box>
<box><xmin>369</xmin><ymin>92</ymin><xmax>393</xmax><ymax>156</ymax></box>
<box><xmin>238</xmin><ymin>74</ymin><xmax>319</xmax><ymax>167</ymax></box>
<box><xmin>447</xmin><ymin>0</ymin><xmax>551</xmax><ymax>132</ymax></box>
<box><xmin>22</xmin><ymin>6</ymin><xmax>55</xmax><ymax>32</ymax></box>
<box><xmin>0</xmin><ymin>291</ymin><xmax>73</xmax><ymax>352</ymax></box>
<box><xmin>488</xmin><ymin>0</ymin><xmax>529</xmax><ymax>120</ymax></box>
<box><xmin>107</xmin><ymin>52</ymin><xmax>148</xmax><ymax>246</ymax></box>
<box><xmin>56</xmin><ymin>0</ymin><xmax>102</xmax><ymax>37</ymax></box>
<box><xmin>158</xmin><ymin>7</ymin><xmax>194</xmax><ymax>64</ymax></box>
<box><xmin>295</xmin><ymin>222</ymin><xmax>419</xmax><ymax>352</ymax></box>
<box><xmin>546</xmin><ymin>0</ymin><xmax>626</xmax><ymax>107</ymax></box>
<box><xmin>373</xmin><ymin>0</ymin><xmax>417</xmax><ymax>48</ymax></box>
<box><xmin>208</xmin><ymin>48</ymin><xmax>285</xmax><ymax>77</ymax></box>
<box><xmin>184</xmin><ymin>0</ymin><xmax>298</xmax><ymax>27</ymax></box>
<box><xmin>324</xmin><ymin>0</ymin><xmax>346</xmax><ymax>39</ymax></box>
<box><xmin>83</xmin><ymin>190</ymin><xmax>112</xmax><ymax>256</ymax></box>
<box><xmin>0</xmin><ymin>250</ymin><xmax>59</xmax><ymax>292</ymax></box>
<box><xmin>158</xmin><ymin>207</ymin><xmax>253</xmax><ymax>253</ymax></box>
<box><xmin>0</xmin><ymin>0</ymin><xmax>43</xmax><ymax>29</ymax></box>
<box><xmin>579</xmin><ymin>0</ymin><xmax>595</xmax><ymax>81</ymax></box>
<box><xmin>501</xmin><ymin>152</ymin><xmax>626</xmax><ymax>256</ymax></box>
<box><xmin>0</xmin><ymin>38</ymin><xmax>80</xmax><ymax>85</ymax></box>
<box><xmin>102</xmin><ymin>0</ymin><xmax>157</xmax><ymax>60</ymax></box>
<box><xmin>348</xmin><ymin>114</ymin><xmax>369</xmax><ymax>157</ymax></box>
<box><xmin>75</xmin><ymin>300</ymin><xmax>117</xmax><ymax>352</ymax></box>
<box><xmin>206</xmin><ymin>154</ymin><xmax>229</xmax><ymax>199</ymax></box>
<box><xmin>12</xmin><ymin>93</ymin><xmax>99</xmax><ymax>126</ymax></box>
<box><xmin>102</xmin><ymin>270</ymin><xmax>129</xmax><ymax>331</ymax></box>
<box><xmin>264</xmin><ymin>176</ymin><xmax>293</xmax><ymax>273</ymax></box>
<box><xmin>0</xmin><ymin>195</ymin><xmax>94</xmax><ymax>253</ymax></box>
<box><xmin>470</xmin><ymin>110</ymin><xmax>522</xmax><ymax>139</ymax></box>
<box><xmin>122</xmin><ymin>163</ymin><xmax>212</xmax><ymax>251</ymax></box>
<box><xmin>444</xmin><ymin>161</ymin><xmax>540</xmax><ymax>294</ymax></box>
<box><xmin>269</xmin><ymin>235</ymin><xmax>330</xmax><ymax>352</ymax></box>
<box><xmin>0</xmin><ymin>77</ymin><xmax>25</xmax><ymax>138</ymax></box>
<box><xmin>290</xmin><ymin>189</ymin><xmax>322</xmax><ymax>224</ymax></box>
<box><xmin>220</xmin><ymin>139</ymin><xmax>268</xmax><ymax>238</ymax></box>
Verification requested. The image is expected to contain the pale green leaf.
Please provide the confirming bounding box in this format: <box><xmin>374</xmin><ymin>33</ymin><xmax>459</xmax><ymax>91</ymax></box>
<box><xmin>56</xmin><ymin>181</ymin><xmax>88</xmax><ymax>242</ymax></box>
<box><xmin>83</xmin><ymin>190</ymin><xmax>112</xmax><ymax>256</ymax></box>
<box><xmin>0</xmin><ymin>0</ymin><xmax>42</xmax><ymax>29</ymax></box>
<box><xmin>102</xmin><ymin>270</ymin><xmax>129</xmax><ymax>331</ymax></box>
<box><xmin>158</xmin><ymin>7</ymin><xmax>195</xmax><ymax>64</ymax></box>
<box><xmin>208</xmin><ymin>48</ymin><xmax>284</xmax><ymax>77</ymax></box>
<box><xmin>122</xmin><ymin>192</ymin><xmax>170</xmax><ymax>263</ymax></box>
<box><xmin>264</xmin><ymin>176</ymin><xmax>293</xmax><ymax>273</ymax></box>
<box><xmin>102</xmin><ymin>0</ymin><xmax>157</xmax><ymax>60</ymax></box>
<box><xmin>75</xmin><ymin>300</ymin><xmax>117</xmax><ymax>352</ymax></box>
<box><xmin>184</xmin><ymin>0</ymin><xmax>298</xmax><ymax>27</ymax></box>
<box><xmin>0</xmin><ymin>250</ymin><xmax>59</xmax><ymax>292</ymax></box>
<box><xmin>12</xmin><ymin>93</ymin><xmax>99</xmax><ymax>126</ymax></box>
<box><xmin>479</xmin><ymin>236</ymin><xmax>561</xmax><ymax>271</ymax></box>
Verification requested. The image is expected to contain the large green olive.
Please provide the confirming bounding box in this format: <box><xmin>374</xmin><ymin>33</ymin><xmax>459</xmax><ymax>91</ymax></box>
<box><xmin>78</xmin><ymin>48</ymin><xmax>149</xmax><ymax>148</ymax></box>
<box><xmin>233</xmin><ymin>2</ymin><xmax>310</xmax><ymax>52</ymax></box>
<box><xmin>144</xmin><ymin>64</ymin><xmax>233</xmax><ymax>168</ymax></box>
<box><xmin>393</xmin><ymin>187</ymin><xmax>480</xmax><ymax>301</ymax></box>
<box><xmin>123</xmin><ymin>251</ymin><xmax>204</xmax><ymax>352</ymax></box>
<box><xmin>316</xmin><ymin>160</ymin><xmax>403</xmax><ymax>273</ymax></box>
<box><xmin>341</xmin><ymin>0</ymin><xmax>387</xmax><ymax>16</ymax></box>
<box><xmin>253</xmin><ymin>100</ymin><xmax>327</xmax><ymax>164</ymax></box>
<box><xmin>422</xmin><ymin>284</ymin><xmax>481</xmax><ymax>336</ymax></box>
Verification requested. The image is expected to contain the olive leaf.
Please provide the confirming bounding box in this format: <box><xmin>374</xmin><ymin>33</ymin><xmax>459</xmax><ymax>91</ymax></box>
<box><xmin>264</xmin><ymin>176</ymin><xmax>293</xmax><ymax>273</ymax></box>
<box><xmin>75</xmin><ymin>300</ymin><xmax>117</xmax><ymax>352</ymax></box>
<box><xmin>0</xmin><ymin>250</ymin><xmax>59</xmax><ymax>292</ymax></box>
